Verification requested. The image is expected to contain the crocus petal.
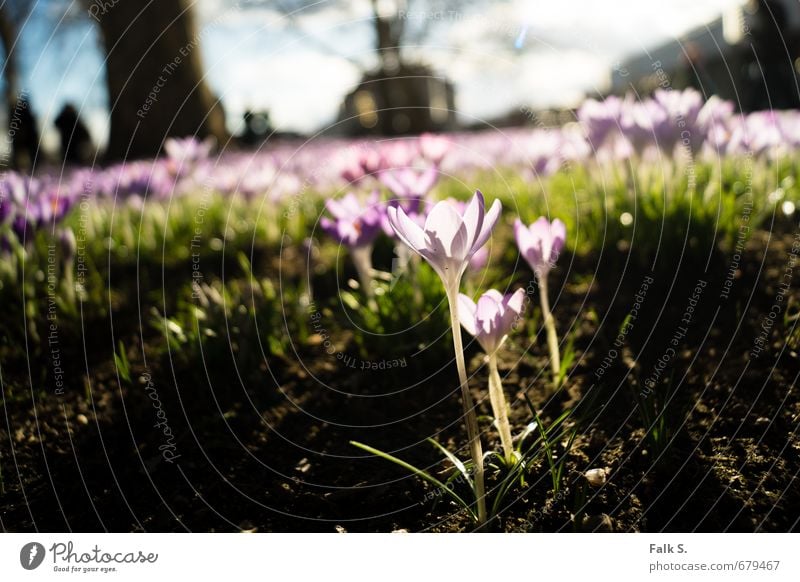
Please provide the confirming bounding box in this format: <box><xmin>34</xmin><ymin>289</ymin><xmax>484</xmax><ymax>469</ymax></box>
<box><xmin>388</xmin><ymin>205</ymin><xmax>427</xmax><ymax>252</ymax></box>
<box><xmin>325</xmin><ymin>198</ymin><xmax>346</xmax><ymax>220</ymax></box>
<box><xmin>514</xmin><ymin>218</ymin><xmax>532</xmax><ymax>252</ymax></box>
<box><xmin>379</xmin><ymin>170</ymin><xmax>409</xmax><ymax>198</ymax></box>
<box><xmin>551</xmin><ymin>218</ymin><xmax>567</xmax><ymax>257</ymax></box>
<box><xmin>415</xmin><ymin>166</ymin><xmax>439</xmax><ymax>196</ymax></box>
<box><xmin>470</xmin><ymin>197</ymin><xmax>502</xmax><ymax>255</ymax></box>
<box><xmin>457</xmin><ymin>293</ymin><xmax>478</xmax><ymax>337</ymax></box>
<box><xmin>483</xmin><ymin>289</ymin><xmax>504</xmax><ymax>304</ymax></box>
<box><xmin>475</xmin><ymin>294</ymin><xmax>500</xmax><ymax>336</ymax></box>
<box><xmin>500</xmin><ymin>288</ymin><xmax>526</xmax><ymax>330</ymax></box>
<box><xmin>461</xmin><ymin>190</ymin><xmax>485</xmax><ymax>251</ymax></box>
<box><xmin>424</xmin><ymin>201</ymin><xmax>465</xmax><ymax>258</ymax></box>
<box><xmin>505</xmin><ymin>288</ymin><xmax>526</xmax><ymax>315</ymax></box>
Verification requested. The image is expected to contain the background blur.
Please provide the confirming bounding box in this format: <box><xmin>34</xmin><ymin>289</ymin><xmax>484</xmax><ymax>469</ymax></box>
<box><xmin>1</xmin><ymin>0</ymin><xmax>799</xmax><ymax>163</ymax></box>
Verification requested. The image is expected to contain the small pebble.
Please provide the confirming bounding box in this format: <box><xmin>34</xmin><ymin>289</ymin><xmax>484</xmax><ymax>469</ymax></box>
<box><xmin>585</xmin><ymin>468</ymin><xmax>607</xmax><ymax>487</ymax></box>
<box><xmin>76</xmin><ymin>414</ymin><xmax>89</xmax><ymax>425</ymax></box>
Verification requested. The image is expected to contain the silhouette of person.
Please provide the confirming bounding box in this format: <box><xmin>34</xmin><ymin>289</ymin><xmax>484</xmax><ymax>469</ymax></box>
<box><xmin>8</xmin><ymin>95</ymin><xmax>39</xmax><ymax>170</ymax></box>
<box><xmin>54</xmin><ymin>103</ymin><xmax>92</xmax><ymax>164</ymax></box>
<box><xmin>241</xmin><ymin>109</ymin><xmax>271</xmax><ymax>146</ymax></box>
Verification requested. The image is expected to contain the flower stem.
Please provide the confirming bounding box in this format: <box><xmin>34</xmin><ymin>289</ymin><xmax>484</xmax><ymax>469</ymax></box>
<box><xmin>539</xmin><ymin>273</ymin><xmax>561</xmax><ymax>386</ymax></box>
<box><xmin>351</xmin><ymin>245</ymin><xmax>377</xmax><ymax>310</ymax></box>
<box><xmin>488</xmin><ymin>353</ymin><xmax>514</xmax><ymax>464</ymax></box>
<box><xmin>445</xmin><ymin>285</ymin><xmax>487</xmax><ymax>526</ymax></box>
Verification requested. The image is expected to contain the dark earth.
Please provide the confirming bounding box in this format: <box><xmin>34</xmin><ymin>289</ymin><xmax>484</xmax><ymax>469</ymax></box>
<box><xmin>2</xmin><ymin>224</ymin><xmax>799</xmax><ymax>533</ymax></box>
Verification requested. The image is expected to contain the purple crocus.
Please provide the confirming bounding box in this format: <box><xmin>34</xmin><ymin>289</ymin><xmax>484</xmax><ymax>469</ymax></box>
<box><xmin>515</xmin><ymin>216</ymin><xmax>566</xmax><ymax>384</ymax></box>
<box><xmin>578</xmin><ymin>95</ymin><xmax>622</xmax><ymax>148</ymax></box>
<box><xmin>388</xmin><ymin>189</ymin><xmax>502</xmax><ymax>522</ymax></box>
<box><xmin>443</xmin><ymin>198</ymin><xmax>490</xmax><ymax>272</ymax></box>
<box><xmin>514</xmin><ymin>216</ymin><xmax>567</xmax><ymax>387</ymax></box>
<box><xmin>164</xmin><ymin>136</ymin><xmax>213</xmax><ymax>164</ymax></box>
<box><xmin>320</xmin><ymin>190</ymin><xmax>383</xmax><ymax>249</ymax></box>
<box><xmin>379</xmin><ymin>166</ymin><xmax>439</xmax><ymax>215</ymax></box>
<box><xmin>514</xmin><ymin>217</ymin><xmax>566</xmax><ymax>277</ymax></box>
<box><xmin>458</xmin><ymin>288</ymin><xmax>525</xmax><ymax>463</ymax></box>
<box><xmin>387</xmin><ymin>189</ymin><xmax>501</xmax><ymax>288</ymax></box>
<box><xmin>458</xmin><ymin>288</ymin><xmax>525</xmax><ymax>355</ymax></box>
<box><xmin>320</xmin><ymin>190</ymin><xmax>384</xmax><ymax>299</ymax></box>
<box><xmin>419</xmin><ymin>133</ymin><xmax>451</xmax><ymax>166</ymax></box>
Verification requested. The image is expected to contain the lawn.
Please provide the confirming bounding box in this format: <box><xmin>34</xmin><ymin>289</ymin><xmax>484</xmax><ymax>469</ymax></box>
<box><xmin>1</xmin><ymin>91</ymin><xmax>799</xmax><ymax>532</ymax></box>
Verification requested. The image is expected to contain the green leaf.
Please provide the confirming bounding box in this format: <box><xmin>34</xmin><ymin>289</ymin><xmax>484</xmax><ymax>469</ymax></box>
<box><xmin>113</xmin><ymin>340</ymin><xmax>131</xmax><ymax>385</ymax></box>
<box><xmin>350</xmin><ymin>441</ymin><xmax>477</xmax><ymax>520</ymax></box>
<box><xmin>427</xmin><ymin>438</ymin><xmax>473</xmax><ymax>488</ymax></box>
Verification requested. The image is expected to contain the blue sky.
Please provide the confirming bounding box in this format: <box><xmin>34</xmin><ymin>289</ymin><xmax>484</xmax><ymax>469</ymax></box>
<box><xmin>2</xmin><ymin>0</ymin><xmax>744</xmax><ymax>151</ymax></box>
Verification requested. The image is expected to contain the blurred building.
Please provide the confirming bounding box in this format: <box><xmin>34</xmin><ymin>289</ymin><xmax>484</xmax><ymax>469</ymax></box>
<box><xmin>610</xmin><ymin>0</ymin><xmax>800</xmax><ymax>110</ymax></box>
<box><xmin>336</xmin><ymin>63</ymin><xmax>456</xmax><ymax>136</ymax></box>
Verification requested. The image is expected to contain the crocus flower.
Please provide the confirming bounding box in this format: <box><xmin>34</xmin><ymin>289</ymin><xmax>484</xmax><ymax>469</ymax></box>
<box><xmin>458</xmin><ymin>289</ymin><xmax>525</xmax><ymax>355</ymax></box>
<box><xmin>514</xmin><ymin>217</ymin><xmax>566</xmax><ymax>277</ymax></box>
<box><xmin>619</xmin><ymin>98</ymin><xmax>668</xmax><ymax>153</ymax></box>
<box><xmin>577</xmin><ymin>95</ymin><xmax>622</xmax><ymax>148</ymax></box>
<box><xmin>695</xmin><ymin>96</ymin><xmax>734</xmax><ymax>153</ymax></box>
<box><xmin>443</xmin><ymin>198</ymin><xmax>489</xmax><ymax>272</ymax></box>
<box><xmin>419</xmin><ymin>133</ymin><xmax>451</xmax><ymax>165</ymax></box>
<box><xmin>380</xmin><ymin>140</ymin><xmax>417</xmax><ymax>169</ymax></box>
<box><xmin>653</xmin><ymin>88</ymin><xmax>704</xmax><ymax>146</ymax></box>
<box><xmin>458</xmin><ymin>288</ymin><xmax>525</xmax><ymax>463</ymax></box>
<box><xmin>320</xmin><ymin>190</ymin><xmax>383</xmax><ymax>249</ymax></box>
<box><xmin>388</xmin><ymin>188</ymin><xmax>502</xmax><ymax>524</ymax></box>
<box><xmin>320</xmin><ymin>190</ymin><xmax>383</xmax><ymax>299</ymax></box>
<box><xmin>340</xmin><ymin>147</ymin><xmax>382</xmax><ymax>184</ymax></box>
<box><xmin>379</xmin><ymin>166</ymin><xmax>439</xmax><ymax>214</ymax></box>
<box><xmin>164</xmin><ymin>136</ymin><xmax>213</xmax><ymax>164</ymax></box>
<box><xmin>388</xmin><ymin>190</ymin><xmax>501</xmax><ymax>288</ymax></box>
<box><xmin>515</xmin><ymin>216</ymin><xmax>566</xmax><ymax>385</ymax></box>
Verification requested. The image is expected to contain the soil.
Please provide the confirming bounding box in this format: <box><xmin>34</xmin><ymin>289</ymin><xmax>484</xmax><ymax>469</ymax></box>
<box><xmin>2</xmin><ymin>227</ymin><xmax>799</xmax><ymax>533</ymax></box>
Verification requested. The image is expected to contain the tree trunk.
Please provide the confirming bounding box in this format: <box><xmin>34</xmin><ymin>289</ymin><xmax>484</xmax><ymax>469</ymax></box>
<box><xmin>0</xmin><ymin>5</ymin><xmax>20</xmax><ymax>107</ymax></box>
<box><xmin>93</xmin><ymin>0</ymin><xmax>227</xmax><ymax>159</ymax></box>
